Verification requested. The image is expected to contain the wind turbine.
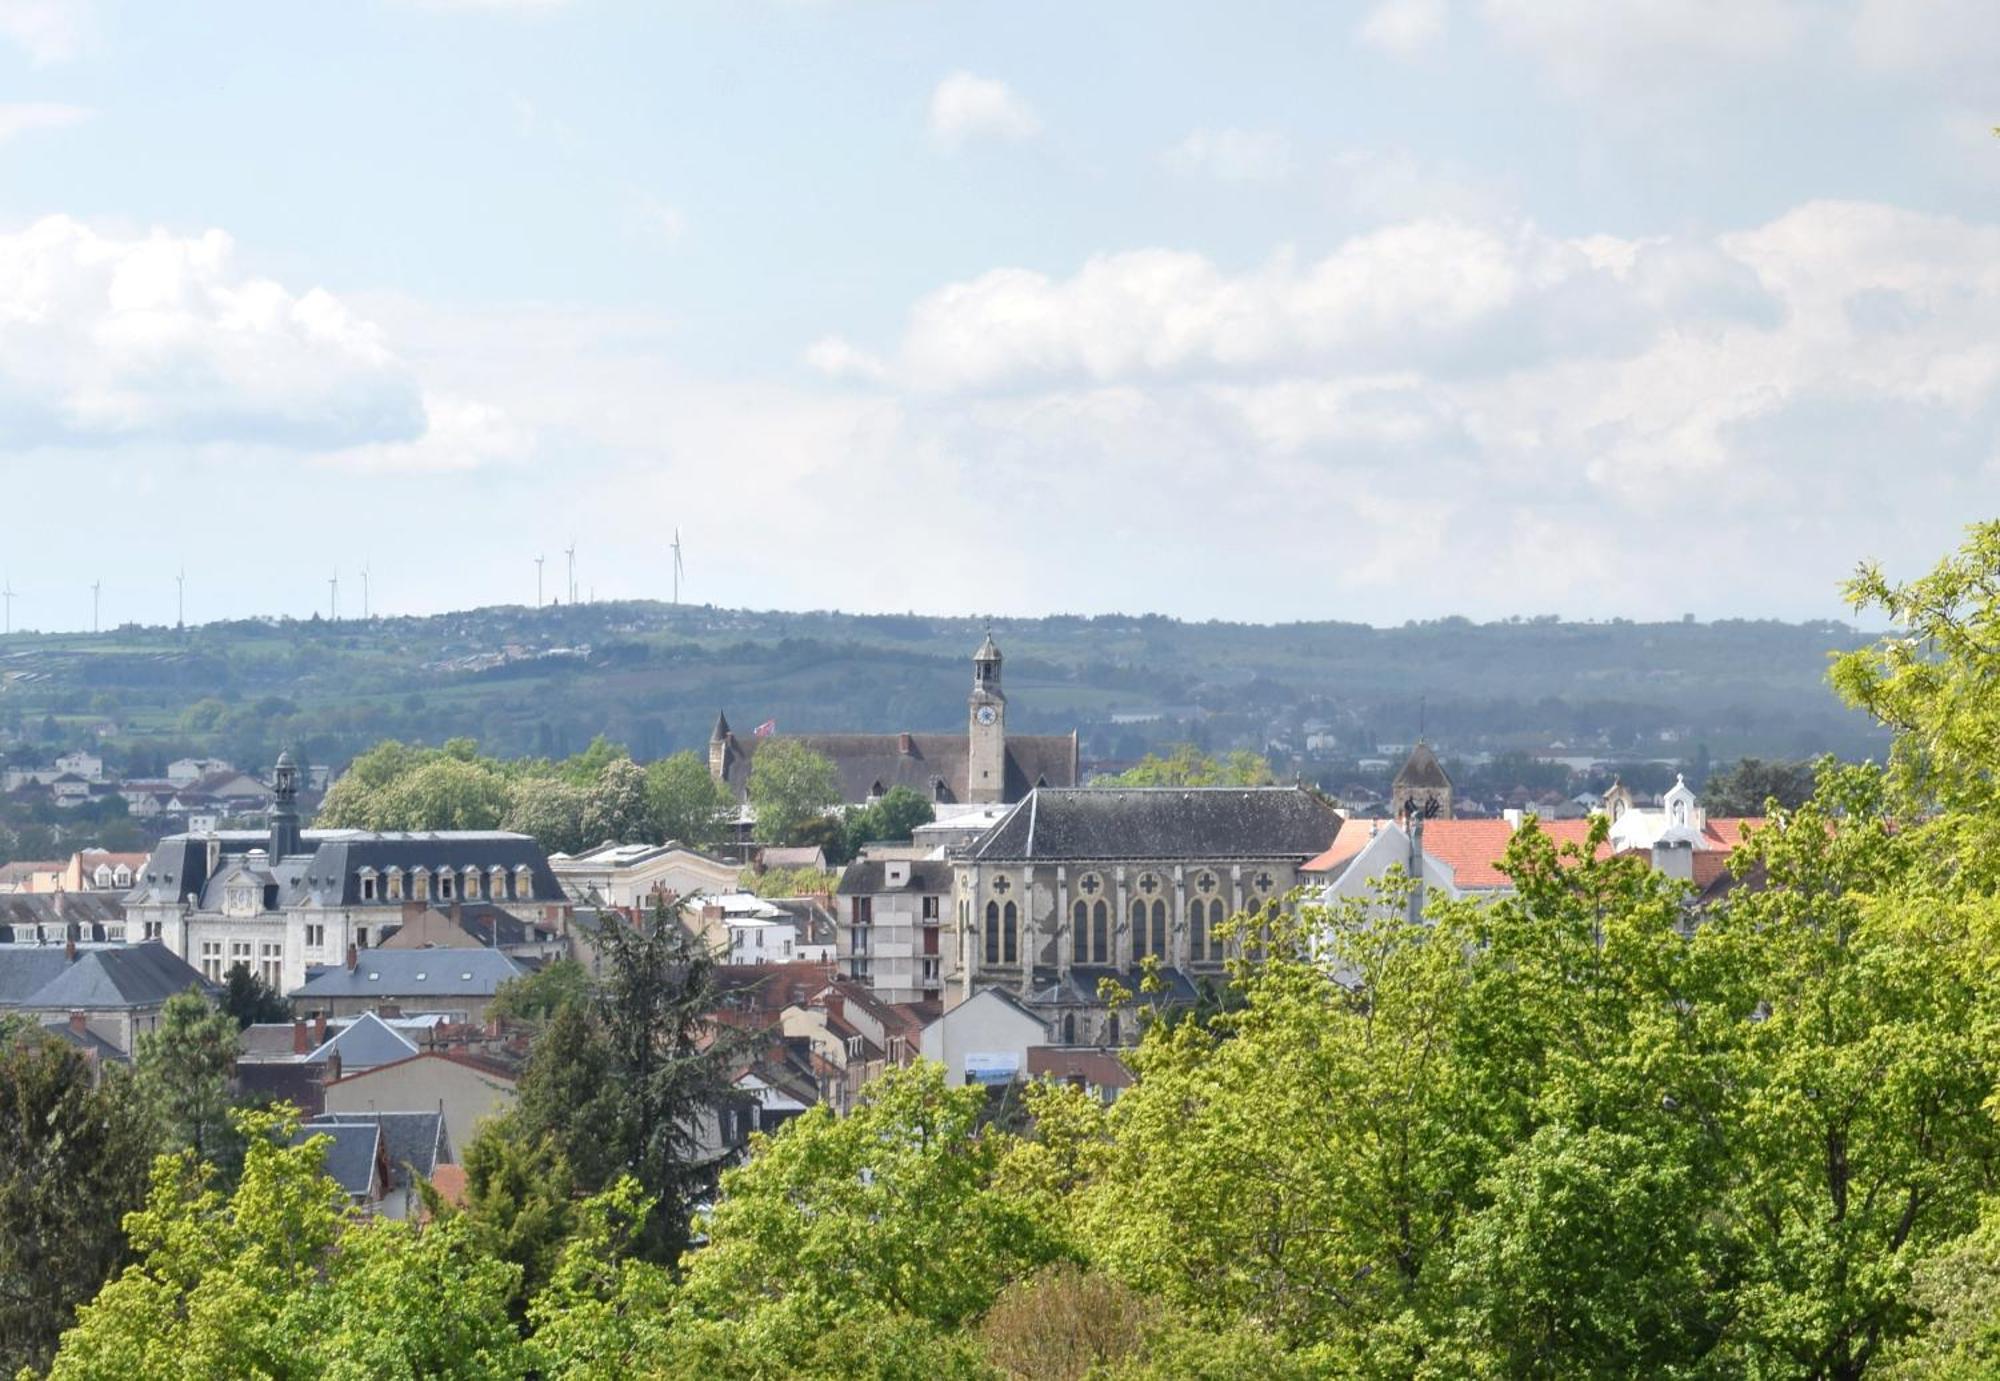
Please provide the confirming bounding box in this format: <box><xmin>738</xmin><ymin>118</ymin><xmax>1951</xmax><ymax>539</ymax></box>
<box><xmin>534</xmin><ymin>554</ymin><xmax>545</xmax><ymax>608</ymax></box>
<box><xmin>175</xmin><ymin>568</ymin><xmax>185</xmax><ymax>631</ymax></box>
<box><xmin>564</xmin><ymin>541</ymin><xmax>576</xmax><ymax>606</ymax></box>
<box><xmin>672</xmin><ymin>528</ymin><xmax>685</xmax><ymax>606</ymax></box>
<box><xmin>1</xmin><ymin>578</ymin><xmax>13</xmax><ymax>636</ymax></box>
<box><xmin>328</xmin><ymin>569</ymin><xmax>339</xmax><ymax>622</ymax></box>
<box><xmin>361</xmin><ymin>564</ymin><xmax>371</xmax><ymax>620</ymax></box>
<box><xmin>91</xmin><ymin>580</ymin><xmax>100</xmax><ymax>634</ymax></box>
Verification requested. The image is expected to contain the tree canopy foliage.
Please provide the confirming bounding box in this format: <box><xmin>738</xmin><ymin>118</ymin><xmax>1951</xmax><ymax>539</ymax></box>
<box><xmin>1100</xmin><ymin>744</ymin><xmax>1274</xmax><ymax>787</ymax></box>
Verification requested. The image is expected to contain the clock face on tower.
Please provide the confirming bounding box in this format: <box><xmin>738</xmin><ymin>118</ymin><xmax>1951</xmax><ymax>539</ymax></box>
<box><xmin>975</xmin><ymin>705</ymin><xmax>998</xmax><ymax>726</ymax></box>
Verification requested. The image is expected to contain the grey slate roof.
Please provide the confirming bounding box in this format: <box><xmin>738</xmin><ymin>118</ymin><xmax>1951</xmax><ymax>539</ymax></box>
<box><xmin>290</xmin><ymin>948</ymin><xmax>525</xmax><ymax>1002</ymax></box>
<box><xmin>838</xmin><ymin>860</ymin><xmax>956</xmax><ymax>895</ymax></box>
<box><xmin>0</xmin><ymin>942</ymin><xmax>208</xmax><ymax>1011</ymax></box>
<box><xmin>43</xmin><ymin>1020</ymin><xmax>129</xmax><ymax>1062</ymax></box>
<box><xmin>307</xmin><ymin>1111</ymin><xmax>449</xmax><ymax>1191</ymax></box>
<box><xmin>966</xmin><ymin>787</ymin><xmax>1343</xmax><ymax>863</ymax></box>
<box><xmin>0</xmin><ymin>893</ymin><xmax>125</xmax><ymax>944</ymax></box>
<box><xmin>1394</xmin><ymin>742</ymin><xmax>1452</xmax><ymax>792</ymax></box>
<box><xmin>717</xmin><ymin>732</ymin><xmax>1079</xmax><ymax>806</ymax></box>
<box><xmin>129</xmin><ymin>830</ymin><xmax>563</xmax><ymax>910</ymax></box>
<box><xmin>304</xmin><ymin>1012</ymin><xmax>421</xmax><ymax>1071</ymax></box>
<box><xmin>296</xmin><ymin>1121</ymin><xmax>384</xmax><ymax>1199</ymax></box>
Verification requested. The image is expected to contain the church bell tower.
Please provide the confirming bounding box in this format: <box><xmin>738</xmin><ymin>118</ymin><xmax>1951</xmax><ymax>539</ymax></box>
<box><xmin>968</xmin><ymin>631</ymin><xmax>1007</xmax><ymax>804</ymax></box>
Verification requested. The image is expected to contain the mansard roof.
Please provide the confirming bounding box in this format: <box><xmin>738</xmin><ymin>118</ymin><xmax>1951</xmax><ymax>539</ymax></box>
<box><xmin>837</xmin><ymin>859</ymin><xmax>956</xmax><ymax>895</ymax></box>
<box><xmin>129</xmin><ymin>831</ymin><xmax>563</xmax><ymax>910</ymax></box>
<box><xmin>966</xmin><ymin>787</ymin><xmax>1343</xmax><ymax>864</ymax></box>
<box><xmin>716</xmin><ymin>731</ymin><xmax>1078</xmax><ymax>805</ymax></box>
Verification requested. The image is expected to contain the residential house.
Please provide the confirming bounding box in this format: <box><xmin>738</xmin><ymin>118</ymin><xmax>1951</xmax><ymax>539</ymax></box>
<box><xmin>836</xmin><ymin>856</ymin><xmax>954</xmax><ymax>1003</ymax></box>
<box><xmin>288</xmin><ymin>946</ymin><xmax>527</xmax><ymax>1024</ymax></box>
<box><xmin>0</xmin><ymin>940</ymin><xmax>211</xmax><ymax>1055</ymax></box>
<box><xmin>918</xmin><ymin>986</ymin><xmax>1049</xmax><ymax>1087</ymax></box>
<box><xmin>322</xmin><ymin>1050</ymin><xmax>518</xmax><ymax>1153</ymax></box>
<box><xmin>299</xmin><ymin>1111</ymin><xmax>452</xmax><ymax>1220</ymax></box>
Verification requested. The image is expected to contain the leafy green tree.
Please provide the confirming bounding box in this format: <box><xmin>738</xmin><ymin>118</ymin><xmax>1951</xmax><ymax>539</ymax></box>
<box><xmin>583</xmin><ymin>756</ymin><xmax>653</xmax><ymax>845</ymax></box>
<box><xmin>501</xmin><ymin>776</ymin><xmax>590</xmax><ymax>854</ymax></box>
<box><xmin>675</xmin><ymin>1061</ymin><xmax>1067</xmax><ymax>1363</ymax></box>
<box><xmin>378</xmin><ymin>756</ymin><xmax>513</xmax><ymax>831</ymax></box>
<box><xmin>560</xmin><ymin>735</ymin><xmax>630</xmax><ymax>789</ymax></box>
<box><xmin>486</xmin><ymin>957</ymin><xmax>593</xmax><ymax>1026</ymax></box>
<box><xmin>747</xmin><ymin>740</ymin><xmax>841</xmax><ymax>844</ymax></box>
<box><xmin>133</xmin><ymin>988</ymin><xmax>241</xmax><ymax>1168</ymax></box>
<box><xmin>453</xmin><ymin>1121</ymin><xmax>580</xmax><ymax>1316</ymax></box>
<box><xmin>1882</xmin><ymin>1218</ymin><xmax>2000</xmax><ymax>1379</ymax></box>
<box><xmin>1701</xmin><ymin>755</ymin><xmax>1819</xmax><ymax>814</ymax></box>
<box><xmin>1103</xmin><ymin>745</ymin><xmax>1273</xmax><ymax>787</ymax></box>
<box><xmin>645</xmin><ymin>750</ymin><xmax>735</xmax><ymax>848</ymax></box>
<box><xmin>0</xmin><ymin>1020</ymin><xmax>153</xmax><ymax>1376</ymax></box>
<box><xmin>511</xmin><ymin>1000</ymin><xmax>620</xmax><ymax>1192</ymax></box>
<box><xmin>47</xmin><ymin>1107</ymin><xmax>528</xmax><ymax>1379</ymax></box>
<box><xmin>844</xmin><ymin>785</ymin><xmax>936</xmax><ymax>855</ymax></box>
<box><xmin>217</xmin><ymin>963</ymin><xmax>291</xmax><ymax>1029</ymax></box>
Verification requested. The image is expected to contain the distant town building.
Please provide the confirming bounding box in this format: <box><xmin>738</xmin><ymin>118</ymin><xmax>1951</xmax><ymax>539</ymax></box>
<box><xmin>125</xmin><ymin>752</ymin><xmax>569</xmax><ymax>994</ymax></box>
<box><xmin>707</xmin><ymin>635</ymin><xmax>1079</xmax><ymax>809</ymax></box>
<box><xmin>0</xmin><ymin>940</ymin><xmax>212</xmax><ymax>1055</ymax></box>
<box><xmin>548</xmin><ymin>841</ymin><xmax>741</xmax><ymax>909</ymax></box>
<box><xmin>955</xmin><ymin>785</ymin><xmax>1344</xmax><ymax>1045</ymax></box>
<box><xmin>836</xmin><ymin>856</ymin><xmax>954</xmax><ymax>1004</ymax></box>
<box><xmin>1392</xmin><ymin>741</ymin><xmax>1454</xmax><ymax>820</ymax></box>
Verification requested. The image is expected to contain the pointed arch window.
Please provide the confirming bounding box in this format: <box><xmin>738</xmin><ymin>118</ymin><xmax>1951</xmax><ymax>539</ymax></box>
<box><xmin>1150</xmin><ymin>899</ymin><xmax>1167</xmax><ymax>960</ymax></box>
<box><xmin>1091</xmin><ymin>900</ymin><xmax>1109</xmax><ymax>965</ymax></box>
<box><xmin>1072</xmin><ymin>900</ymin><xmax>1088</xmax><ymax>963</ymax></box>
<box><xmin>984</xmin><ymin>901</ymin><xmax>1000</xmax><ymax>965</ymax></box>
<box><xmin>1002</xmin><ymin>901</ymin><xmax>1018</xmax><ymax>964</ymax></box>
<box><xmin>1130</xmin><ymin>898</ymin><xmax>1149</xmax><ymax>960</ymax></box>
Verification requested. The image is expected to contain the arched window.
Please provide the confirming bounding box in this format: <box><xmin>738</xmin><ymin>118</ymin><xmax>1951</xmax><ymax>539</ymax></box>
<box><xmin>438</xmin><ymin>870</ymin><xmax>455</xmax><ymax>900</ymax></box>
<box><xmin>984</xmin><ymin>901</ymin><xmax>1000</xmax><ymax>964</ymax></box>
<box><xmin>1003</xmin><ymin>901</ymin><xmax>1018</xmax><ymax>964</ymax></box>
<box><xmin>1062</xmin><ymin>1013</ymin><xmax>1076</xmax><ymax>1044</ymax></box>
<box><xmin>1091</xmin><ymin>900</ymin><xmax>1109</xmax><ymax>965</ymax></box>
<box><xmin>1130</xmin><ymin>898</ymin><xmax>1148</xmax><ymax>960</ymax></box>
<box><xmin>1107</xmin><ymin>1013</ymin><xmax>1121</xmax><ymax>1046</ymax></box>
<box><xmin>1192</xmin><ymin>897</ymin><xmax>1226</xmax><ymax>963</ymax></box>
<box><xmin>1150</xmin><ymin>899</ymin><xmax>1167</xmax><ymax>960</ymax></box>
<box><xmin>1072</xmin><ymin>900</ymin><xmax>1088</xmax><ymax>962</ymax></box>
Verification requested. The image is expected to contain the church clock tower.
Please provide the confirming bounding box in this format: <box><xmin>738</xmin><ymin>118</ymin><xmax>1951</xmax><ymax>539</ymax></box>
<box><xmin>968</xmin><ymin>631</ymin><xmax>1007</xmax><ymax>804</ymax></box>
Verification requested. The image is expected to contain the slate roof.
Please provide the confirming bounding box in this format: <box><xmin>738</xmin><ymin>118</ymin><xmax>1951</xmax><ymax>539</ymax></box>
<box><xmin>307</xmin><ymin>1111</ymin><xmax>449</xmax><ymax>1191</ymax></box>
<box><xmin>296</xmin><ymin>1121</ymin><xmax>384</xmax><ymax>1199</ymax></box>
<box><xmin>1030</xmin><ymin>966</ymin><xmax>1205</xmax><ymax>1007</ymax></box>
<box><xmin>303</xmin><ymin>1012</ymin><xmax>422</xmax><ymax>1071</ymax></box>
<box><xmin>43</xmin><ymin>1020</ymin><xmax>129</xmax><ymax>1062</ymax></box>
<box><xmin>966</xmin><ymin>787</ymin><xmax>1343</xmax><ymax>863</ymax></box>
<box><xmin>838</xmin><ymin>860</ymin><xmax>956</xmax><ymax>895</ymax></box>
<box><xmin>0</xmin><ymin>891</ymin><xmax>126</xmax><ymax>937</ymax></box>
<box><xmin>290</xmin><ymin>948</ymin><xmax>525</xmax><ymax>1002</ymax></box>
<box><xmin>128</xmin><ymin>830</ymin><xmax>563</xmax><ymax>910</ymax></box>
<box><xmin>716</xmin><ymin>731</ymin><xmax>1079</xmax><ymax>806</ymax></box>
<box><xmin>0</xmin><ymin>942</ymin><xmax>208</xmax><ymax>1011</ymax></box>
<box><xmin>1395</xmin><ymin>742</ymin><xmax>1452</xmax><ymax>792</ymax></box>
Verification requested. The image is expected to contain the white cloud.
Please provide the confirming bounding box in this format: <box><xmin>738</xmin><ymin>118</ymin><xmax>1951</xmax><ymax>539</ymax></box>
<box><xmin>0</xmin><ymin>0</ymin><xmax>92</xmax><ymax>64</ymax></box>
<box><xmin>1357</xmin><ymin>0</ymin><xmax>1449</xmax><ymax>56</ymax></box>
<box><xmin>0</xmin><ymin>215</ymin><xmax>426</xmax><ymax>449</ymax></box>
<box><xmin>0</xmin><ymin>101</ymin><xmax>89</xmax><ymax>142</ymax></box>
<box><xmin>324</xmin><ymin>392</ymin><xmax>531</xmax><ymax>472</ymax></box>
<box><xmin>927</xmin><ymin>71</ymin><xmax>1041</xmax><ymax>148</ymax></box>
<box><xmin>1161</xmin><ymin>128</ymin><xmax>1292</xmax><ymax>183</ymax></box>
<box><xmin>1477</xmin><ymin>0</ymin><xmax>1810</xmax><ymax>96</ymax></box>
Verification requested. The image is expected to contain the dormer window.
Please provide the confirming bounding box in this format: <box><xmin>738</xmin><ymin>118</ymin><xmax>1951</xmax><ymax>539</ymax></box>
<box><xmin>413</xmin><ymin>870</ymin><xmax>431</xmax><ymax>901</ymax></box>
<box><xmin>438</xmin><ymin>871</ymin><xmax>454</xmax><ymax>900</ymax></box>
<box><xmin>489</xmin><ymin>867</ymin><xmax>507</xmax><ymax>899</ymax></box>
<box><xmin>387</xmin><ymin>870</ymin><xmax>404</xmax><ymax>901</ymax></box>
<box><xmin>464</xmin><ymin>869</ymin><xmax>483</xmax><ymax>899</ymax></box>
<box><xmin>359</xmin><ymin>869</ymin><xmax>378</xmax><ymax>902</ymax></box>
<box><xmin>512</xmin><ymin>866</ymin><xmax>534</xmax><ymax>900</ymax></box>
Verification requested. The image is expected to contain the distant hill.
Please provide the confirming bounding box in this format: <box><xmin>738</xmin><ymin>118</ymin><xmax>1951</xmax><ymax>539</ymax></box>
<box><xmin>0</xmin><ymin>602</ymin><xmax>1888</xmax><ymax>781</ymax></box>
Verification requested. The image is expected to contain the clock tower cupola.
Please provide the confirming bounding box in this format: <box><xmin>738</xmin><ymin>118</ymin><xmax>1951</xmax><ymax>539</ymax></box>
<box><xmin>968</xmin><ymin>630</ymin><xmax>1007</xmax><ymax>804</ymax></box>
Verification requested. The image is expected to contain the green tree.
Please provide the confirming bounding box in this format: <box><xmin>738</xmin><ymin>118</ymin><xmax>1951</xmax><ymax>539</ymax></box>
<box><xmin>747</xmin><ymin>740</ymin><xmax>841</xmax><ymax>844</ymax></box>
<box><xmin>501</xmin><ymin>776</ymin><xmax>590</xmax><ymax>855</ymax></box>
<box><xmin>217</xmin><ymin>963</ymin><xmax>292</xmax><ymax>1029</ymax></box>
<box><xmin>1103</xmin><ymin>745</ymin><xmax>1273</xmax><ymax>787</ymax></box>
<box><xmin>0</xmin><ymin>1020</ymin><xmax>153</xmax><ymax>1376</ymax></box>
<box><xmin>844</xmin><ymin>785</ymin><xmax>936</xmax><ymax>856</ymax></box>
<box><xmin>487</xmin><ymin>957</ymin><xmax>593</xmax><ymax>1026</ymax></box>
<box><xmin>645</xmin><ymin>750</ymin><xmax>734</xmax><ymax>849</ymax></box>
<box><xmin>583</xmin><ymin>756</ymin><xmax>653</xmax><ymax>845</ymax></box>
<box><xmin>1882</xmin><ymin>1218</ymin><xmax>2000</xmax><ymax>1379</ymax></box>
<box><xmin>561</xmin><ymin>735</ymin><xmax>630</xmax><ymax>789</ymax></box>
<box><xmin>47</xmin><ymin>1107</ymin><xmax>527</xmax><ymax>1379</ymax></box>
<box><xmin>675</xmin><ymin>1061</ymin><xmax>1067</xmax><ymax>1364</ymax></box>
<box><xmin>378</xmin><ymin>756</ymin><xmax>513</xmax><ymax>831</ymax></box>
<box><xmin>1701</xmin><ymin>755</ymin><xmax>1819</xmax><ymax>814</ymax></box>
<box><xmin>133</xmin><ymin>988</ymin><xmax>241</xmax><ymax>1168</ymax></box>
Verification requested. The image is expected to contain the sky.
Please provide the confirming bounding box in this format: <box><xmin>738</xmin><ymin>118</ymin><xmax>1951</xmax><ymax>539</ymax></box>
<box><xmin>0</xmin><ymin>0</ymin><xmax>1994</xmax><ymax>630</ymax></box>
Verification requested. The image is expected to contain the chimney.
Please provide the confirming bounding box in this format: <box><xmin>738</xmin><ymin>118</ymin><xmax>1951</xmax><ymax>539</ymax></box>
<box><xmin>69</xmin><ymin>1010</ymin><xmax>87</xmax><ymax>1036</ymax></box>
<box><xmin>1503</xmin><ymin>808</ymin><xmax>1524</xmax><ymax>830</ymax></box>
<box><xmin>450</xmin><ymin>900</ymin><xmax>463</xmax><ymax>928</ymax></box>
<box><xmin>377</xmin><ymin>1003</ymin><xmax>402</xmax><ymax>1020</ymax></box>
<box><xmin>313</xmin><ymin>1010</ymin><xmax>328</xmax><ymax>1045</ymax></box>
<box><xmin>292</xmin><ymin>1018</ymin><xmax>309</xmax><ymax>1054</ymax></box>
<box><xmin>64</xmin><ymin>935</ymin><xmax>76</xmax><ymax>963</ymax></box>
<box><xmin>899</xmin><ymin>732</ymin><xmax>914</xmax><ymax>755</ymax></box>
<box><xmin>402</xmin><ymin>899</ymin><xmax>425</xmax><ymax>926</ymax></box>
<box><xmin>1651</xmin><ymin>841</ymin><xmax>1695</xmax><ymax>883</ymax></box>
<box><xmin>346</xmin><ymin>942</ymin><xmax>359</xmax><ymax>972</ymax></box>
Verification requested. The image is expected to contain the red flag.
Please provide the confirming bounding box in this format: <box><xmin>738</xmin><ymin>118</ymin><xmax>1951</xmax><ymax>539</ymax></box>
<box><xmin>753</xmin><ymin>719</ymin><xmax>777</xmax><ymax>737</ymax></box>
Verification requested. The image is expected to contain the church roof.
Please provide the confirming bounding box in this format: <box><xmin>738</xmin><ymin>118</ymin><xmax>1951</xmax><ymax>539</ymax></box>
<box><xmin>975</xmin><ymin>631</ymin><xmax>1003</xmax><ymax>663</ymax></box>
<box><xmin>967</xmin><ymin>787</ymin><xmax>1342</xmax><ymax>863</ymax></box>
<box><xmin>716</xmin><ymin>732</ymin><xmax>1078</xmax><ymax>805</ymax></box>
<box><xmin>1394</xmin><ymin>742</ymin><xmax>1452</xmax><ymax>791</ymax></box>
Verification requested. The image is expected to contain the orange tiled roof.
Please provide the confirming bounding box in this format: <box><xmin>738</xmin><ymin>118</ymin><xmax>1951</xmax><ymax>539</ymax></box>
<box><xmin>1305</xmin><ymin>815</ymin><xmax>1764</xmax><ymax>891</ymax></box>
